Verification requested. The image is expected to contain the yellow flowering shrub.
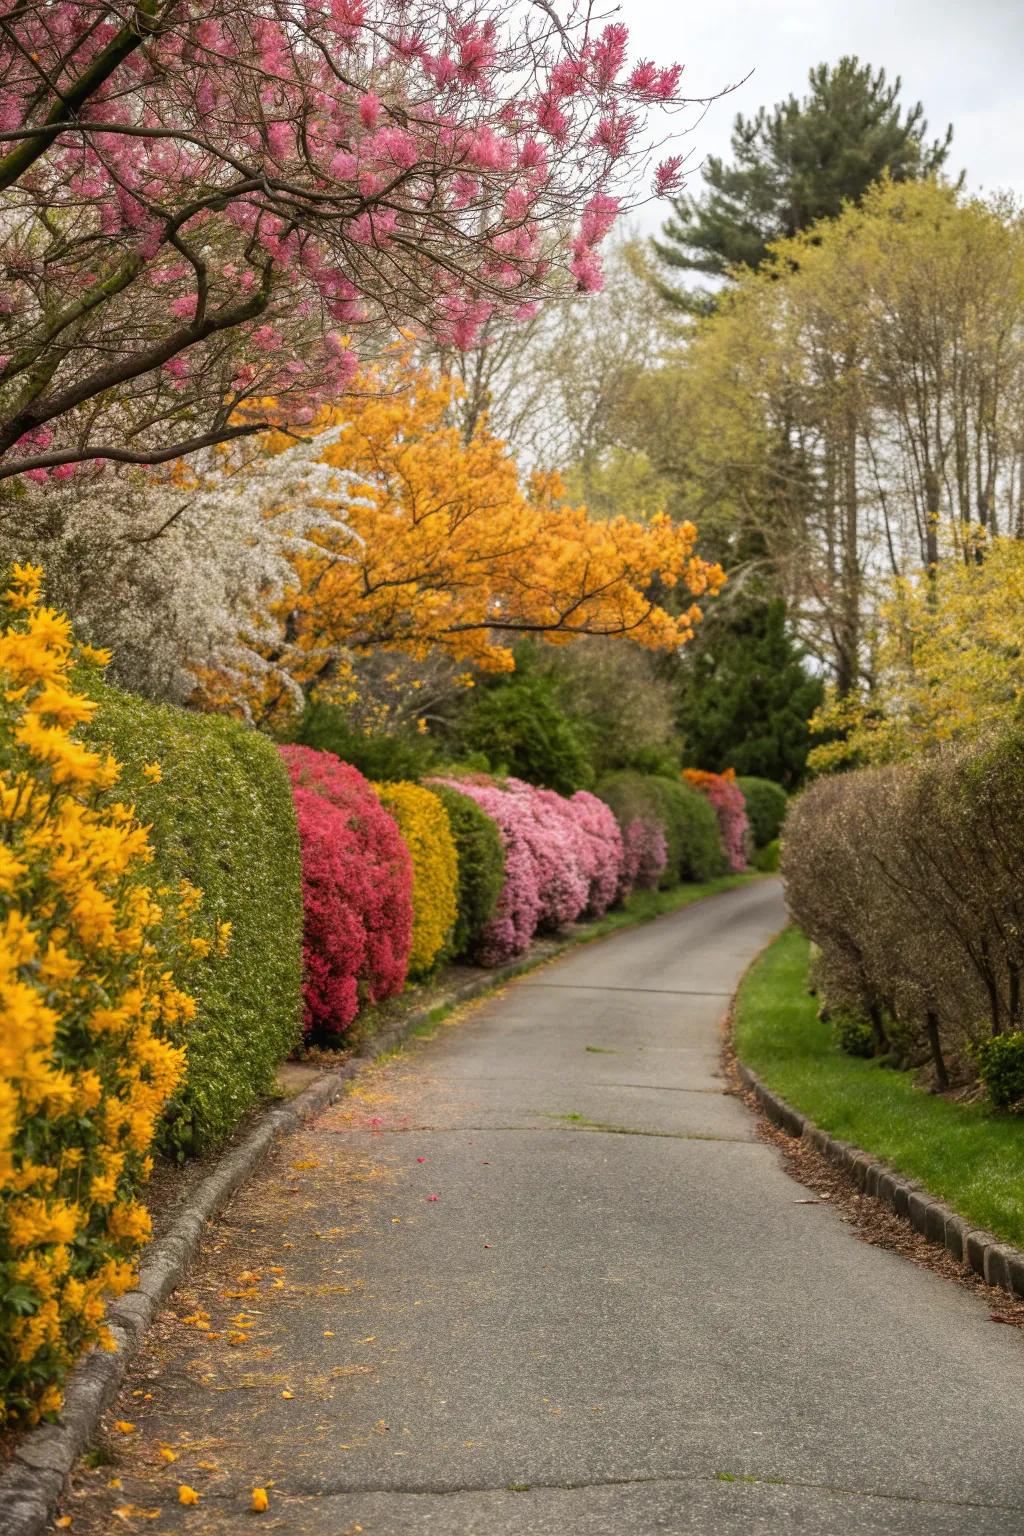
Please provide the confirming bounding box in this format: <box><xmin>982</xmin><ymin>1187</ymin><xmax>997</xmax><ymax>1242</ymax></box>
<box><xmin>372</xmin><ymin>782</ymin><xmax>458</xmax><ymax>976</ymax></box>
<box><xmin>0</xmin><ymin>565</ymin><xmax>210</xmax><ymax>1425</ymax></box>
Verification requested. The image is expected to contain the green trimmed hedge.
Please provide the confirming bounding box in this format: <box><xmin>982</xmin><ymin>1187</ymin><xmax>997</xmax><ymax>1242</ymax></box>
<box><xmin>737</xmin><ymin>776</ymin><xmax>788</xmax><ymax>849</ymax></box>
<box><xmin>596</xmin><ymin>771</ymin><xmax>725</xmax><ymax>886</ymax></box>
<box><xmin>430</xmin><ymin>783</ymin><xmax>506</xmax><ymax>960</ymax></box>
<box><xmin>85</xmin><ymin>687</ymin><xmax>303</xmax><ymax>1157</ymax></box>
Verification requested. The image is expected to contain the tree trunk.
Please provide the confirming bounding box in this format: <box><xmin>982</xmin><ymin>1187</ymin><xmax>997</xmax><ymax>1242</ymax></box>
<box><xmin>924</xmin><ymin>1009</ymin><xmax>949</xmax><ymax>1091</ymax></box>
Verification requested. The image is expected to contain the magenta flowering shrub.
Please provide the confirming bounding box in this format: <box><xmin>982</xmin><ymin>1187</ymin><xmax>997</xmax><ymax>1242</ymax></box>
<box><xmin>682</xmin><ymin>769</ymin><xmax>749</xmax><ymax>874</ymax></box>
<box><xmin>569</xmin><ymin>790</ymin><xmax>625</xmax><ymax>917</ymax></box>
<box><xmin>620</xmin><ymin>816</ymin><xmax>668</xmax><ymax>898</ymax></box>
<box><xmin>431</xmin><ymin>776</ymin><xmax>542</xmax><ymax>966</ymax></box>
<box><xmin>281</xmin><ymin>745</ymin><xmax>413</xmax><ymax>1039</ymax></box>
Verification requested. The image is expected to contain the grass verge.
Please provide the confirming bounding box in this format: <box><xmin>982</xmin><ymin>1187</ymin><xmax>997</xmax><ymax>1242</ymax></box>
<box><xmin>734</xmin><ymin>927</ymin><xmax>1024</xmax><ymax>1249</ymax></box>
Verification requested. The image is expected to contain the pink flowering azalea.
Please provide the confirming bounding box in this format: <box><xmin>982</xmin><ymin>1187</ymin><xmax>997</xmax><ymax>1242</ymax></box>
<box><xmin>431</xmin><ymin>775</ymin><xmax>543</xmax><ymax>965</ymax></box>
<box><xmin>569</xmin><ymin>791</ymin><xmax>625</xmax><ymax>917</ymax></box>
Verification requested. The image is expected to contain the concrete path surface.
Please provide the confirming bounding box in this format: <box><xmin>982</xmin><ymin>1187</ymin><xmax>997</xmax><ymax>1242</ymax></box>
<box><xmin>64</xmin><ymin>880</ymin><xmax>1024</xmax><ymax>1534</ymax></box>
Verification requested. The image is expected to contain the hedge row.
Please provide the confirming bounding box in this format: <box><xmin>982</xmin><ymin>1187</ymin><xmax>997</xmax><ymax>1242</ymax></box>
<box><xmin>286</xmin><ymin>754</ymin><xmax>759</xmax><ymax>1024</ymax></box>
<box><xmin>86</xmin><ymin>686</ymin><xmax>303</xmax><ymax>1159</ymax></box>
<box><xmin>782</xmin><ymin>727</ymin><xmax>1024</xmax><ymax>1098</ymax></box>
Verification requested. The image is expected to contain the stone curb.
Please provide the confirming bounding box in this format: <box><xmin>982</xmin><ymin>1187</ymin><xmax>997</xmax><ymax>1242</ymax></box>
<box><xmin>0</xmin><ymin>945</ymin><xmax>571</xmax><ymax>1536</ymax></box>
<box><xmin>736</xmin><ymin>1061</ymin><xmax>1024</xmax><ymax>1304</ymax></box>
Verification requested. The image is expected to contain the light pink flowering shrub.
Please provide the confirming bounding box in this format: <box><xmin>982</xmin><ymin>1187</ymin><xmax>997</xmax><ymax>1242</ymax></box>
<box><xmin>514</xmin><ymin>781</ymin><xmax>590</xmax><ymax>931</ymax></box>
<box><xmin>430</xmin><ymin>776</ymin><xmax>542</xmax><ymax>965</ymax></box>
<box><xmin>620</xmin><ymin>817</ymin><xmax>668</xmax><ymax>898</ymax></box>
<box><xmin>433</xmin><ymin>775</ymin><xmax>627</xmax><ymax>962</ymax></box>
<box><xmin>569</xmin><ymin>790</ymin><xmax>625</xmax><ymax>917</ymax></box>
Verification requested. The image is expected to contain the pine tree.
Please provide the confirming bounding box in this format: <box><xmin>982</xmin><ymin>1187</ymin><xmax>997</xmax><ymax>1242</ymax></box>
<box><xmin>653</xmin><ymin>57</ymin><xmax>953</xmax><ymax>303</ymax></box>
<box><xmin>676</xmin><ymin>598</ymin><xmax>824</xmax><ymax>786</ymax></box>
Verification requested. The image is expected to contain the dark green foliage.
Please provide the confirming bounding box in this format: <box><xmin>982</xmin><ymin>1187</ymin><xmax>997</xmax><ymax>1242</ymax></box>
<box><xmin>429</xmin><ymin>784</ymin><xmax>506</xmax><ymax>961</ymax></box>
<box><xmin>975</xmin><ymin>1033</ymin><xmax>1024</xmax><ymax>1111</ymax></box>
<box><xmin>289</xmin><ymin>697</ymin><xmax>442</xmax><ymax>782</ymax></box>
<box><xmin>653</xmin><ymin>57</ymin><xmax>952</xmax><ymax>297</ymax></box>
<box><xmin>737</xmin><ymin>776</ymin><xmax>788</xmax><ymax>848</ymax></box>
<box><xmin>596</xmin><ymin>771</ymin><xmax>725</xmax><ymax>885</ymax></box>
<box><xmin>85</xmin><ymin>687</ymin><xmax>303</xmax><ymax>1157</ymax></box>
<box><xmin>458</xmin><ymin>668</ymin><xmax>593</xmax><ymax>794</ymax></box>
<box><xmin>834</xmin><ymin>1011</ymin><xmax>876</xmax><ymax>1059</ymax></box>
<box><xmin>676</xmin><ymin>599</ymin><xmax>823</xmax><ymax>787</ymax></box>
<box><xmin>753</xmin><ymin>838</ymin><xmax>780</xmax><ymax>874</ymax></box>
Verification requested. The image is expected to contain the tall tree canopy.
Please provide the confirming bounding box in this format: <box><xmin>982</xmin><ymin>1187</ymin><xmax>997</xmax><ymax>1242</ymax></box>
<box><xmin>652</xmin><ymin>57</ymin><xmax>952</xmax><ymax>299</ymax></box>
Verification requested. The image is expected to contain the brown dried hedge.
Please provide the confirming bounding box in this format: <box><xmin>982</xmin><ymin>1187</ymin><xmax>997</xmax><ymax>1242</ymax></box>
<box><xmin>782</xmin><ymin>727</ymin><xmax>1024</xmax><ymax>1089</ymax></box>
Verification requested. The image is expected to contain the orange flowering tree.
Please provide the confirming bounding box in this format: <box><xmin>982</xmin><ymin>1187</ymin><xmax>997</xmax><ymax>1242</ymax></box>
<box><xmin>196</xmin><ymin>360</ymin><xmax>724</xmax><ymax>715</ymax></box>
<box><xmin>0</xmin><ymin>565</ymin><xmax>218</xmax><ymax>1423</ymax></box>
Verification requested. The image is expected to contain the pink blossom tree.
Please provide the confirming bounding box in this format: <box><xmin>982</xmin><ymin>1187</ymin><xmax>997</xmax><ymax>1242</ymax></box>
<box><xmin>0</xmin><ymin>2</ymin><xmax>693</xmax><ymax>483</ymax></box>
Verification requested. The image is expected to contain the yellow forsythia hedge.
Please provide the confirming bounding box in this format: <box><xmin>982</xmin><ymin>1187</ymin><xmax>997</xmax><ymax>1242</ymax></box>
<box><xmin>0</xmin><ymin>566</ymin><xmax>216</xmax><ymax>1425</ymax></box>
<box><xmin>373</xmin><ymin>782</ymin><xmax>458</xmax><ymax>976</ymax></box>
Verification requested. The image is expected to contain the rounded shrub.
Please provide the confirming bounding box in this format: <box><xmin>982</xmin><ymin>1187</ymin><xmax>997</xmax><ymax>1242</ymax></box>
<box><xmin>87</xmin><ymin>686</ymin><xmax>303</xmax><ymax>1158</ymax></box>
<box><xmin>737</xmin><ymin>776</ymin><xmax>788</xmax><ymax>849</ymax></box>
<box><xmin>516</xmin><ymin>781</ymin><xmax>590</xmax><ymax>931</ymax></box>
<box><xmin>373</xmin><ymin>782</ymin><xmax>459</xmax><ymax>976</ymax></box>
<box><xmin>568</xmin><ymin>790</ymin><xmax>624</xmax><ymax>917</ymax></box>
<box><xmin>834</xmin><ymin>1010</ymin><xmax>876</xmax><ymax>1059</ymax></box>
<box><xmin>429</xmin><ymin>784</ymin><xmax>506</xmax><ymax>961</ymax></box>
<box><xmin>753</xmin><ymin>837</ymin><xmax>781</xmax><ymax>873</ymax></box>
<box><xmin>976</xmin><ymin>1032</ymin><xmax>1024</xmax><ymax>1110</ymax></box>
<box><xmin>620</xmin><ymin>817</ymin><xmax>669</xmax><ymax>897</ymax></box>
<box><xmin>597</xmin><ymin>772</ymin><xmax>725</xmax><ymax>886</ymax></box>
<box><xmin>280</xmin><ymin>746</ymin><xmax>412</xmax><ymax>1041</ymax></box>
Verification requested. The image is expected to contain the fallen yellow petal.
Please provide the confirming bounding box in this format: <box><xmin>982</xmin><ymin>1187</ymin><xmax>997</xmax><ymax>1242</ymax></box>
<box><xmin>178</xmin><ymin>1485</ymin><xmax>201</xmax><ymax>1506</ymax></box>
<box><xmin>158</xmin><ymin>1447</ymin><xmax>178</xmax><ymax>1463</ymax></box>
<box><xmin>55</xmin><ymin>1519</ymin><xmax>72</xmax><ymax>1530</ymax></box>
<box><xmin>281</xmin><ymin>1389</ymin><xmax>294</xmax><ymax>1400</ymax></box>
<box><xmin>251</xmin><ymin>1488</ymin><xmax>270</xmax><ymax>1513</ymax></box>
<box><xmin>114</xmin><ymin>1421</ymin><xmax>136</xmax><ymax>1434</ymax></box>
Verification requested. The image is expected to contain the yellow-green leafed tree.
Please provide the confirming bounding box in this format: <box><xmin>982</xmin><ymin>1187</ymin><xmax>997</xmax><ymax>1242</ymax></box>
<box><xmin>810</xmin><ymin>537</ymin><xmax>1024</xmax><ymax>769</ymax></box>
<box><xmin>373</xmin><ymin>783</ymin><xmax>458</xmax><ymax>976</ymax></box>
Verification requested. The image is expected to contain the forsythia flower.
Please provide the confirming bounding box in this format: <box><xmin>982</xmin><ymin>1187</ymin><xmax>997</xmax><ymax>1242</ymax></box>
<box><xmin>372</xmin><ymin>782</ymin><xmax>457</xmax><ymax>976</ymax></box>
<box><xmin>142</xmin><ymin>761</ymin><xmax>163</xmax><ymax>784</ymax></box>
<box><xmin>0</xmin><ymin>565</ymin><xmax>215</xmax><ymax>1427</ymax></box>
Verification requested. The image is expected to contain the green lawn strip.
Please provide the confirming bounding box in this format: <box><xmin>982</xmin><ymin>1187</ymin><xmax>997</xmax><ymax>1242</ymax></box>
<box><xmin>734</xmin><ymin>927</ymin><xmax>1024</xmax><ymax>1249</ymax></box>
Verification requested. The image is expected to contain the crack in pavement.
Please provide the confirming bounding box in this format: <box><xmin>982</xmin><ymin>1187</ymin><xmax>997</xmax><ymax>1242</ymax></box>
<box><xmin>179</xmin><ymin>1469</ymin><xmax>1024</xmax><ymax>1515</ymax></box>
<box><xmin>337</xmin><ymin>1122</ymin><xmax>756</xmax><ymax>1143</ymax></box>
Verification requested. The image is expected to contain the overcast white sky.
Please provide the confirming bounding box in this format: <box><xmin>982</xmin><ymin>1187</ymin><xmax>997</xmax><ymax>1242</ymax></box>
<box><xmin>622</xmin><ymin>0</ymin><xmax>1024</xmax><ymax>227</ymax></box>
